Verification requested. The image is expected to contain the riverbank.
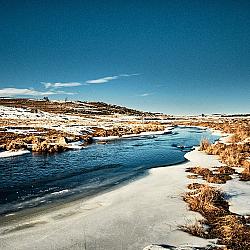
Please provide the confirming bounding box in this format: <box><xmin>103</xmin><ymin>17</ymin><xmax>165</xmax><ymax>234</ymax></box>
<box><xmin>181</xmin><ymin>125</ymin><xmax>250</xmax><ymax>249</ymax></box>
<box><xmin>0</xmin><ymin>148</ymin><xmax>221</xmax><ymax>250</ymax></box>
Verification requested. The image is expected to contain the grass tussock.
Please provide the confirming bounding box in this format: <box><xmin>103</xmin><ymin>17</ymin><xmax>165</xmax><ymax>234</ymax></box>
<box><xmin>200</xmin><ymin>138</ymin><xmax>211</xmax><ymax>151</ymax></box>
<box><xmin>187</xmin><ymin>183</ymin><xmax>204</xmax><ymax>190</ymax></box>
<box><xmin>212</xmin><ymin>215</ymin><xmax>250</xmax><ymax>249</ymax></box>
<box><xmin>202</xmin><ymin>142</ymin><xmax>250</xmax><ymax>167</ymax></box>
<box><xmin>186</xmin><ymin>166</ymin><xmax>232</xmax><ymax>184</ymax></box>
<box><xmin>177</xmin><ymin>120</ymin><xmax>250</xmax><ymax>143</ymax></box>
<box><xmin>215</xmin><ymin>166</ymin><xmax>236</xmax><ymax>175</ymax></box>
<box><xmin>184</xmin><ymin>184</ymin><xmax>229</xmax><ymax>217</ymax></box>
<box><xmin>183</xmin><ymin>183</ymin><xmax>250</xmax><ymax>249</ymax></box>
<box><xmin>180</xmin><ymin>220</ymin><xmax>209</xmax><ymax>238</ymax></box>
<box><xmin>186</xmin><ymin>174</ymin><xmax>198</xmax><ymax>179</ymax></box>
<box><xmin>188</xmin><ymin>120</ymin><xmax>250</xmax><ymax>179</ymax></box>
<box><xmin>186</xmin><ymin>166</ymin><xmax>212</xmax><ymax>176</ymax></box>
<box><xmin>240</xmin><ymin>165</ymin><xmax>250</xmax><ymax>181</ymax></box>
<box><xmin>180</xmin><ymin>119</ymin><xmax>250</xmax><ymax>249</ymax></box>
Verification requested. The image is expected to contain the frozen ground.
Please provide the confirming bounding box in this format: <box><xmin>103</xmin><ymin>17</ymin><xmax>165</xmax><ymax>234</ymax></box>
<box><xmin>0</xmin><ymin>148</ymin><xmax>221</xmax><ymax>250</ymax></box>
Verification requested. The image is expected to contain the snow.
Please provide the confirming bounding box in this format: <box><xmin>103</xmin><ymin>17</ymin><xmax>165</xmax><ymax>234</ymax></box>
<box><xmin>92</xmin><ymin>135</ymin><xmax>120</xmax><ymax>141</ymax></box>
<box><xmin>185</xmin><ymin>145</ymin><xmax>250</xmax><ymax>217</ymax></box>
<box><xmin>178</xmin><ymin>125</ymin><xmax>207</xmax><ymax>130</ymax></box>
<box><xmin>0</xmin><ymin>150</ymin><xmax>30</xmax><ymax>158</ymax></box>
<box><xmin>0</xmin><ymin>148</ymin><xmax>218</xmax><ymax>250</ymax></box>
<box><xmin>211</xmin><ymin>129</ymin><xmax>232</xmax><ymax>144</ymax></box>
<box><xmin>223</xmin><ymin>179</ymin><xmax>250</xmax><ymax>216</ymax></box>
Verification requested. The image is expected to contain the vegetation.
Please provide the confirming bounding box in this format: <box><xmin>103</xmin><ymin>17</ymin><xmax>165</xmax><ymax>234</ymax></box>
<box><xmin>186</xmin><ymin>166</ymin><xmax>233</xmax><ymax>184</ymax></box>
<box><xmin>0</xmin><ymin>98</ymin><xmax>153</xmax><ymax>116</ymax></box>
<box><xmin>183</xmin><ymin>184</ymin><xmax>250</xmax><ymax>249</ymax></box>
<box><xmin>182</xmin><ymin>119</ymin><xmax>250</xmax><ymax>249</ymax></box>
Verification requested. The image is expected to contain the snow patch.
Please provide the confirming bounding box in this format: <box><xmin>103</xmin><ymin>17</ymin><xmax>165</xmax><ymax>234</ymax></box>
<box><xmin>0</xmin><ymin>150</ymin><xmax>30</xmax><ymax>158</ymax></box>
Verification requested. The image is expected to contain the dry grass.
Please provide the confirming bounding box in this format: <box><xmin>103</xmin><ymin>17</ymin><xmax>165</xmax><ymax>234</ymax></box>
<box><xmin>205</xmin><ymin>174</ymin><xmax>230</xmax><ymax>184</ymax></box>
<box><xmin>181</xmin><ymin>119</ymin><xmax>250</xmax><ymax>249</ymax></box>
<box><xmin>184</xmin><ymin>184</ymin><xmax>228</xmax><ymax>217</ymax></box>
<box><xmin>92</xmin><ymin>124</ymin><xmax>165</xmax><ymax>137</ymax></box>
<box><xmin>212</xmin><ymin>215</ymin><xmax>250</xmax><ymax>249</ymax></box>
<box><xmin>186</xmin><ymin>166</ymin><xmax>232</xmax><ymax>184</ymax></box>
<box><xmin>240</xmin><ymin>165</ymin><xmax>250</xmax><ymax>181</ymax></box>
<box><xmin>186</xmin><ymin>166</ymin><xmax>212</xmax><ymax>176</ymax></box>
<box><xmin>177</xmin><ymin>120</ymin><xmax>250</xmax><ymax>143</ymax></box>
<box><xmin>180</xmin><ymin>220</ymin><xmax>209</xmax><ymax>238</ymax></box>
<box><xmin>187</xmin><ymin>174</ymin><xmax>198</xmax><ymax>179</ymax></box>
<box><xmin>215</xmin><ymin>166</ymin><xmax>236</xmax><ymax>175</ymax></box>
<box><xmin>200</xmin><ymin>138</ymin><xmax>211</xmax><ymax>151</ymax></box>
<box><xmin>181</xmin><ymin>120</ymin><xmax>250</xmax><ymax>173</ymax></box>
<box><xmin>202</xmin><ymin>142</ymin><xmax>250</xmax><ymax>168</ymax></box>
<box><xmin>187</xmin><ymin>183</ymin><xmax>204</xmax><ymax>190</ymax></box>
<box><xmin>183</xmin><ymin>183</ymin><xmax>250</xmax><ymax>249</ymax></box>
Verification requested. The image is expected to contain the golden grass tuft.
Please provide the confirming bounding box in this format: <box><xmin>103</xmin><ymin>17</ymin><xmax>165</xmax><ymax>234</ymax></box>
<box><xmin>200</xmin><ymin>138</ymin><xmax>211</xmax><ymax>151</ymax></box>
<box><xmin>183</xmin><ymin>183</ymin><xmax>250</xmax><ymax>249</ymax></box>
<box><xmin>180</xmin><ymin>119</ymin><xmax>250</xmax><ymax>249</ymax></box>
<box><xmin>186</xmin><ymin>166</ymin><xmax>212</xmax><ymax>176</ymax></box>
<box><xmin>184</xmin><ymin>184</ymin><xmax>229</xmax><ymax>217</ymax></box>
<box><xmin>212</xmin><ymin>215</ymin><xmax>250</xmax><ymax>249</ymax></box>
<box><xmin>240</xmin><ymin>165</ymin><xmax>250</xmax><ymax>181</ymax></box>
<box><xmin>187</xmin><ymin>183</ymin><xmax>204</xmax><ymax>190</ymax></box>
<box><xmin>180</xmin><ymin>220</ymin><xmax>209</xmax><ymax>238</ymax></box>
<box><xmin>186</xmin><ymin>174</ymin><xmax>198</xmax><ymax>179</ymax></box>
<box><xmin>186</xmin><ymin>166</ymin><xmax>232</xmax><ymax>184</ymax></box>
<box><xmin>215</xmin><ymin>166</ymin><xmax>235</xmax><ymax>175</ymax></box>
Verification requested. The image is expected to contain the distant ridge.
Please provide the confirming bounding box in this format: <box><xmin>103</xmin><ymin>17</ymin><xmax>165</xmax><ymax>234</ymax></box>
<box><xmin>0</xmin><ymin>98</ymin><xmax>155</xmax><ymax>117</ymax></box>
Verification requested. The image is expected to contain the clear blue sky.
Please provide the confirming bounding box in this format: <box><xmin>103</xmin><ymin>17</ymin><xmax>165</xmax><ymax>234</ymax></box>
<box><xmin>0</xmin><ymin>0</ymin><xmax>249</xmax><ymax>115</ymax></box>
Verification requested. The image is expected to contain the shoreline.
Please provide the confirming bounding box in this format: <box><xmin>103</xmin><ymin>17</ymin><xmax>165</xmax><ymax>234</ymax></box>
<box><xmin>0</xmin><ymin>156</ymin><xmax>190</xmax><ymax>222</ymax></box>
<box><xmin>0</xmin><ymin>127</ymin><xmax>174</xmax><ymax>158</ymax></box>
<box><xmin>0</xmin><ymin>147</ymin><xmax>221</xmax><ymax>250</ymax></box>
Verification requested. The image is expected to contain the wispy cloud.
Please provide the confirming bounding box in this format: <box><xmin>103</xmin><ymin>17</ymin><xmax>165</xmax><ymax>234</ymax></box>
<box><xmin>0</xmin><ymin>88</ymin><xmax>73</xmax><ymax>97</ymax></box>
<box><xmin>42</xmin><ymin>82</ymin><xmax>82</xmax><ymax>89</ymax></box>
<box><xmin>138</xmin><ymin>93</ymin><xmax>152</xmax><ymax>97</ymax></box>
<box><xmin>86</xmin><ymin>73</ymin><xmax>140</xmax><ymax>84</ymax></box>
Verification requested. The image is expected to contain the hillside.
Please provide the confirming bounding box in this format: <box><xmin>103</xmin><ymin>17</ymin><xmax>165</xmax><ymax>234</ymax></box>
<box><xmin>0</xmin><ymin>98</ymin><xmax>153</xmax><ymax>116</ymax></box>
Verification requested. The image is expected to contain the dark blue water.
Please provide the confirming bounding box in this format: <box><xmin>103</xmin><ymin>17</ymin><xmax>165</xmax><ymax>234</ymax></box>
<box><xmin>0</xmin><ymin>127</ymin><xmax>219</xmax><ymax>215</ymax></box>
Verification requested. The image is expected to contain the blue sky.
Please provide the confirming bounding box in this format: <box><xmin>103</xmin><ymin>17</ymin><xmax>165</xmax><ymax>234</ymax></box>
<box><xmin>0</xmin><ymin>0</ymin><xmax>249</xmax><ymax>115</ymax></box>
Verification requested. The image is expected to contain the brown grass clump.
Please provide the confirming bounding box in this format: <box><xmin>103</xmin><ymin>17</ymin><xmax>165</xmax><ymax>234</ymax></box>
<box><xmin>245</xmin><ymin>216</ymin><xmax>250</xmax><ymax>224</ymax></box>
<box><xmin>206</xmin><ymin>174</ymin><xmax>230</xmax><ymax>184</ymax></box>
<box><xmin>180</xmin><ymin>119</ymin><xmax>250</xmax><ymax>249</ymax></box>
<box><xmin>205</xmin><ymin>143</ymin><xmax>226</xmax><ymax>155</ymax></box>
<box><xmin>186</xmin><ymin>174</ymin><xmax>198</xmax><ymax>179</ymax></box>
<box><xmin>229</xmin><ymin>129</ymin><xmax>250</xmax><ymax>143</ymax></box>
<box><xmin>186</xmin><ymin>166</ymin><xmax>232</xmax><ymax>184</ymax></box>
<box><xmin>212</xmin><ymin>215</ymin><xmax>250</xmax><ymax>249</ymax></box>
<box><xmin>220</xmin><ymin>148</ymin><xmax>242</xmax><ymax>167</ymax></box>
<box><xmin>184</xmin><ymin>184</ymin><xmax>229</xmax><ymax>217</ymax></box>
<box><xmin>202</xmin><ymin>142</ymin><xmax>250</xmax><ymax>168</ymax></box>
<box><xmin>180</xmin><ymin>220</ymin><xmax>209</xmax><ymax>238</ymax></box>
<box><xmin>187</xmin><ymin>183</ymin><xmax>204</xmax><ymax>190</ymax></box>
<box><xmin>183</xmin><ymin>183</ymin><xmax>250</xmax><ymax>249</ymax></box>
<box><xmin>215</xmin><ymin>166</ymin><xmax>236</xmax><ymax>175</ymax></box>
<box><xmin>240</xmin><ymin>165</ymin><xmax>250</xmax><ymax>181</ymax></box>
<box><xmin>186</xmin><ymin>166</ymin><xmax>212</xmax><ymax>176</ymax></box>
<box><xmin>229</xmin><ymin>133</ymin><xmax>242</xmax><ymax>143</ymax></box>
<box><xmin>200</xmin><ymin>138</ymin><xmax>211</xmax><ymax>151</ymax></box>
<box><xmin>242</xmin><ymin>159</ymin><xmax>250</xmax><ymax>168</ymax></box>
